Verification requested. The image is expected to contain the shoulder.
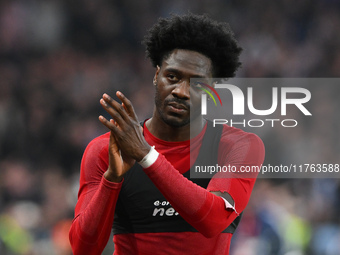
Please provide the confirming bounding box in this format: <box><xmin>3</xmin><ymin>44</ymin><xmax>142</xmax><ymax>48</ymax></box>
<box><xmin>86</xmin><ymin>132</ymin><xmax>110</xmax><ymax>150</ymax></box>
<box><xmin>221</xmin><ymin>125</ymin><xmax>264</xmax><ymax>146</ymax></box>
<box><xmin>219</xmin><ymin>124</ymin><xmax>265</xmax><ymax>163</ymax></box>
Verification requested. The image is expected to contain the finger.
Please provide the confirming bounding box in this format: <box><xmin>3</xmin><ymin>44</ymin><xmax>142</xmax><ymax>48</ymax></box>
<box><xmin>109</xmin><ymin>130</ymin><xmax>121</xmax><ymax>155</ymax></box>
<box><xmin>110</xmin><ymin>118</ymin><xmax>118</xmax><ymax>126</ymax></box>
<box><xmin>98</xmin><ymin>115</ymin><xmax>121</xmax><ymax>134</ymax></box>
<box><xmin>102</xmin><ymin>94</ymin><xmax>131</xmax><ymax>123</ymax></box>
<box><xmin>98</xmin><ymin>115</ymin><xmax>114</xmax><ymax>129</ymax></box>
<box><xmin>121</xmin><ymin>103</ymin><xmax>128</xmax><ymax>117</ymax></box>
<box><xmin>100</xmin><ymin>98</ymin><xmax>126</xmax><ymax>127</ymax></box>
<box><xmin>116</xmin><ymin>91</ymin><xmax>138</xmax><ymax>120</ymax></box>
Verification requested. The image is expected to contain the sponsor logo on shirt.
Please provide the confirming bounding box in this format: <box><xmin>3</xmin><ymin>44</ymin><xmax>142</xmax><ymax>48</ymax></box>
<box><xmin>152</xmin><ymin>200</ymin><xmax>179</xmax><ymax>217</ymax></box>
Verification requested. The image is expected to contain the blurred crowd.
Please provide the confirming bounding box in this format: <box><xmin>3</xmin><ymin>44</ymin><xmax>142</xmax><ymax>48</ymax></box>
<box><xmin>0</xmin><ymin>0</ymin><xmax>339</xmax><ymax>254</ymax></box>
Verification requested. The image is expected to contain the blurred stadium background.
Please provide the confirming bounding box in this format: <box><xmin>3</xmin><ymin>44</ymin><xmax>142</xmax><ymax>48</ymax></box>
<box><xmin>0</xmin><ymin>0</ymin><xmax>339</xmax><ymax>254</ymax></box>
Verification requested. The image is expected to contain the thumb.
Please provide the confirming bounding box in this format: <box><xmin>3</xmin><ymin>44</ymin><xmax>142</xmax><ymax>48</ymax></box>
<box><xmin>109</xmin><ymin>131</ymin><xmax>120</xmax><ymax>154</ymax></box>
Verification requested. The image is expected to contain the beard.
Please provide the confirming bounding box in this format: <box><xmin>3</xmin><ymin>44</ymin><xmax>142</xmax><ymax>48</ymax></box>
<box><xmin>154</xmin><ymin>87</ymin><xmax>191</xmax><ymax>128</ymax></box>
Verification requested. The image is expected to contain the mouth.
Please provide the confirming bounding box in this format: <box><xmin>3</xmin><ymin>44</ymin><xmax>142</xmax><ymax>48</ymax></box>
<box><xmin>167</xmin><ymin>102</ymin><xmax>188</xmax><ymax>114</ymax></box>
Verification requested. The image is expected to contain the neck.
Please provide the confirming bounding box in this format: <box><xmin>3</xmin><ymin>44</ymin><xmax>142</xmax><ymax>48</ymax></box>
<box><xmin>146</xmin><ymin>115</ymin><xmax>205</xmax><ymax>142</ymax></box>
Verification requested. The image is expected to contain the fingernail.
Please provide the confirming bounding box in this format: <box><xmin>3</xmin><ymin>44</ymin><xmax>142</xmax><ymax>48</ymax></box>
<box><xmin>101</xmin><ymin>99</ymin><xmax>107</xmax><ymax>106</ymax></box>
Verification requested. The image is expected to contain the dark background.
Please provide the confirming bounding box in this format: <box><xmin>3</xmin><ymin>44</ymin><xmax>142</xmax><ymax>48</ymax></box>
<box><xmin>0</xmin><ymin>0</ymin><xmax>339</xmax><ymax>254</ymax></box>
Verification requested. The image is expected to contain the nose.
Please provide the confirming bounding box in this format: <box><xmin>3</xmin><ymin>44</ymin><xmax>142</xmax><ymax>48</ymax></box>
<box><xmin>171</xmin><ymin>80</ymin><xmax>190</xmax><ymax>100</ymax></box>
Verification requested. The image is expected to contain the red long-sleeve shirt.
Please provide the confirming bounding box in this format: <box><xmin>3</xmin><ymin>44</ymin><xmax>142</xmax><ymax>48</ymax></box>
<box><xmin>69</xmin><ymin>123</ymin><xmax>265</xmax><ymax>255</ymax></box>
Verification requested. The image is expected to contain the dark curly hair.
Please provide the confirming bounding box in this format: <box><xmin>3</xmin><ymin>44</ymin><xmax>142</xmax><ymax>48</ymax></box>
<box><xmin>143</xmin><ymin>13</ymin><xmax>242</xmax><ymax>77</ymax></box>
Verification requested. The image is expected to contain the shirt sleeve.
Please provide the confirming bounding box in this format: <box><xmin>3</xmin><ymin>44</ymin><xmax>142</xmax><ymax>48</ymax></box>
<box><xmin>69</xmin><ymin>135</ymin><xmax>122</xmax><ymax>255</ymax></box>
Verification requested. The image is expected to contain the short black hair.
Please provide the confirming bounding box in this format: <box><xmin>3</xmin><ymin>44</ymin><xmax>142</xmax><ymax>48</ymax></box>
<box><xmin>143</xmin><ymin>13</ymin><xmax>242</xmax><ymax>77</ymax></box>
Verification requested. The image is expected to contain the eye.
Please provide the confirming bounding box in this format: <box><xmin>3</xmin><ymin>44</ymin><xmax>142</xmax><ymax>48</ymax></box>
<box><xmin>167</xmin><ymin>73</ymin><xmax>178</xmax><ymax>82</ymax></box>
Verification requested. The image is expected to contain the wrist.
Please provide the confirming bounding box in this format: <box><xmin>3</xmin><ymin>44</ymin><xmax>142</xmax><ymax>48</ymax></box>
<box><xmin>138</xmin><ymin>146</ymin><xmax>159</xmax><ymax>168</ymax></box>
<box><xmin>104</xmin><ymin>169</ymin><xmax>123</xmax><ymax>183</ymax></box>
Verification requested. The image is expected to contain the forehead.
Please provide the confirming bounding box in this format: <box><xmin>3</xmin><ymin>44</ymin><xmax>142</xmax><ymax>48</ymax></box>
<box><xmin>162</xmin><ymin>49</ymin><xmax>213</xmax><ymax>78</ymax></box>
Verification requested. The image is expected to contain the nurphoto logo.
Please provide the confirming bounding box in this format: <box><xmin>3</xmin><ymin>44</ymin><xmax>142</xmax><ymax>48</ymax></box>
<box><xmin>196</xmin><ymin>79</ymin><xmax>312</xmax><ymax>128</ymax></box>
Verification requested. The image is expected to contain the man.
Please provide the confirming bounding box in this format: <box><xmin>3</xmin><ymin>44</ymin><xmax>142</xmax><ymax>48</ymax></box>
<box><xmin>69</xmin><ymin>13</ymin><xmax>265</xmax><ymax>255</ymax></box>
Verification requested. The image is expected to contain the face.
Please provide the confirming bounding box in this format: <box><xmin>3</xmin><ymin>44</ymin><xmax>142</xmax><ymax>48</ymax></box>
<box><xmin>153</xmin><ymin>49</ymin><xmax>213</xmax><ymax>128</ymax></box>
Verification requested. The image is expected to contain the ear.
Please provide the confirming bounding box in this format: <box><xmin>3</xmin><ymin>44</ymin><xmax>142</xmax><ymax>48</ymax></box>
<box><xmin>153</xmin><ymin>65</ymin><xmax>160</xmax><ymax>85</ymax></box>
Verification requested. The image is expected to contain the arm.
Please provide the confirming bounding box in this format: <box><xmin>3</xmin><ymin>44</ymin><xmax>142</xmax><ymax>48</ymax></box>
<box><xmin>70</xmin><ymin>117</ymin><xmax>135</xmax><ymax>254</ymax></box>
<box><xmin>69</xmin><ymin>136</ymin><xmax>122</xmax><ymax>255</ymax></box>
<box><xmin>142</xmin><ymin>132</ymin><xmax>264</xmax><ymax>237</ymax></box>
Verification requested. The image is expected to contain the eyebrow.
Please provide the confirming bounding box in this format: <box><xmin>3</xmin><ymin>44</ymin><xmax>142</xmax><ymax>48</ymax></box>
<box><xmin>164</xmin><ymin>67</ymin><xmax>208</xmax><ymax>79</ymax></box>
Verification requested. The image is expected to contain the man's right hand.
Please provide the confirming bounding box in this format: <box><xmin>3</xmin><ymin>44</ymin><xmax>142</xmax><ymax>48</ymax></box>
<box><xmin>103</xmin><ymin>128</ymin><xmax>135</xmax><ymax>183</ymax></box>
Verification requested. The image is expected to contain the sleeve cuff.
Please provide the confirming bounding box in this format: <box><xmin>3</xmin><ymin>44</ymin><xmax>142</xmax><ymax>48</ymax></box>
<box><xmin>138</xmin><ymin>146</ymin><xmax>159</xmax><ymax>168</ymax></box>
